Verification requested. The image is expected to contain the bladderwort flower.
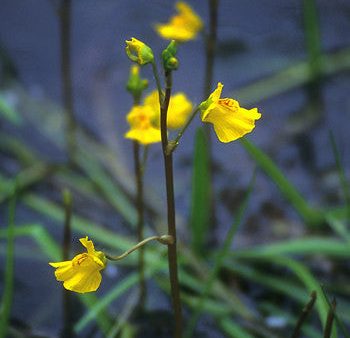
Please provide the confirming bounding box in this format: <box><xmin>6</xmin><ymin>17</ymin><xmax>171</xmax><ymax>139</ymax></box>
<box><xmin>155</xmin><ymin>1</ymin><xmax>203</xmax><ymax>42</ymax></box>
<box><xmin>125</xmin><ymin>38</ymin><xmax>154</xmax><ymax>65</ymax></box>
<box><xmin>144</xmin><ymin>90</ymin><xmax>193</xmax><ymax>129</ymax></box>
<box><xmin>200</xmin><ymin>82</ymin><xmax>261</xmax><ymax>143</ymax></box>
<box><xmin>125</xmin><ymin>105</ymin><xmax>162</xmax><ymax>145</ymax></box>
<box><xmin>49</xmin><ymin>237</ymin><xmax>107</xmax><ymax>293</ymax></box>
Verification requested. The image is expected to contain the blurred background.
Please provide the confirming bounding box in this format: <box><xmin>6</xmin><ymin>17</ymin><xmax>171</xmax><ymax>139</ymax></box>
<box><xmin>1</xmin><ymin>1</ymin><xmax>350</xmax><ymax>337</ymax></box>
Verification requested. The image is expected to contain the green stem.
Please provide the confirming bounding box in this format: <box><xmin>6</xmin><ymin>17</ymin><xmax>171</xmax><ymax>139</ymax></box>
<box><xmin>291</xmin><ymin>291</ymin><xmax>317</xmax><ymax>338</ymax></box>
<box><xmin>151</xmin><ymin>61</ymin><xmax>164</xmax><ymax>105</ymax></box>
<box><xmin>0</xmin><ymin>188</ymin><xmax>16</xmax><ymax>338</ymax></box>
<box><xmin>323</xmin><ymin>299</ymin><xmax>336</xmax><ymax>338</ymax></box>
<box><xmin>167</xmin><ymin>106</ymin><xmax>200</xmax><ymax>154</ymax></box>
<box><xmin>133</xmin><ymin>140</ymin><xmax>146</xmax><ymax>308</ymax></box>
<box><xmin>160</xmin><ymin>70</ymin><xmax>183</xmax><ymax>338</ymax></box>
<box><xmin>106</xmin><ymin>235</ymin><xmax>173</xmax><ymax>261</ymax></box>
<box><xmin>302</xmin><ymin>0</ymin><xmax>322</xmax><ymax>81</ymax></box>
<box><xmin>60</xmin><ymin>0</ymin><xmax>77</xmax><ymax>162</ymax></box>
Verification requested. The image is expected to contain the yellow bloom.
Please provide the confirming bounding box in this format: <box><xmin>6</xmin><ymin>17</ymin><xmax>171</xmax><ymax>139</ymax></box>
<box><xmin>200</xmin><ymin>83</ymin><xmax>261</xmax><ymax>143</ymax></box>
<box><xmin>125</xmin><ymin>105</ymin><xmax>161</xmax><ymax>144</ymax></box>
<box><xmin>49</xmin><ymin>237</ymin><xmax>106</xmax><ymax>293</ymax></box>
<box><xmin>125</xmin><ymin>38</ymin><xmax>154</xmax><ymax>65</ymax></box>
<box><xmin>144</xmin><ymin>90</ymin><xmax>193</xmax><ymax>129</ymax></box>
<box><xmin>155</xmin><ymin>2</ymin><xmax>203</xmax><ymax>42</ymax></box>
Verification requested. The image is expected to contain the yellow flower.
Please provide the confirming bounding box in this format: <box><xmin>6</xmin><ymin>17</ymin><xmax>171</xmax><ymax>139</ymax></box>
<box><xmin>155</xmin><ymin>2</ymin><xmax>203</xmax><ymax>42</ymax></box>
<box><xmin>200</xmin><ymin>83</ymin><xmax>261</xmax><ymax>143</ymax></box>
<box><xmin>144</xmin><ymin>90</ymin><xmax>193</xmax><ymax>129</ymax></box>
<box><xmin>125</xmin><ymin>105</ymin><xmax>161</xmax><ymax>144</ymax></box>
<box><xmin>125</xmin><ymin>38</ymin><xmax>154</xmax><ymax>65</ymax></box>
<box><xmin>49</xmin><ymin>237</ymin><xmax>106</xmax><ymax>293</ymax></box>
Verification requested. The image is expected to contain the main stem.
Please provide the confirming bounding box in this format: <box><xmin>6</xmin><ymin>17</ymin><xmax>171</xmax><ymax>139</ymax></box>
<box><xmin>133</xmin><ymin>140</ymin><xmax>146</xmax><ymax>309</ymax></box>
<box><xmin>60</xmin><ymin>0</ymin><xmax>77</xmax><ymax>162</ymax></box>
<box><xmin>161</xmin><ymin>70</ymin><xmax>183</xmax><ymax>338</ymax></box>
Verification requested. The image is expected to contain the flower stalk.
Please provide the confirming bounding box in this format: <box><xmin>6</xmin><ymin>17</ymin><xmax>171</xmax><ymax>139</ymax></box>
<box><xmin>159</xmin><ymin>68</ymin><xmax>183</xmax><ymax>338</ymax></box>
<box><xmin>166</xmin><ymin>106</ymin><xmax>200</xmax><ymax>154</ymax></box>
<box><xmin>133</xmin><ymin>140</ymin><xmax>146</xmax><ymax>308</ymax></box>
<box><xmin>127</xmin><ymin>66</ymin><xmax>148</xmax><ymax>308</ymax></box>
<box><xmin>106</xmin><ymin>235</ymin><xmax>173</xmax><ymax>261</ymax></box>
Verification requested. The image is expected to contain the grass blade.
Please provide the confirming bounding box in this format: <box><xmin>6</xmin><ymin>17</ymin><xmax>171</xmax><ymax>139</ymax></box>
<box><xmin>190</xmin><ymin>128</ymin><xmax>211</xmax><ymax>255</ymax></box>
<box><xmin>232</xmin><ymin>237</ymin><xmax>350</xmax><ymax>258</ymax></box>
<box><xmin>0</xmin><ymin>191</ymin><xmax>16</xmax><ymax>337</ymax></box>
<box><xmin>184</xmin><ymin>172</ymin><xmax>255</xmax><ymax>337</ymax></box>
<box><xmin>329</xmin><ymin>131</ymin><xmax>350</xmax><ymax>222</ymax></box>
<box><xmin>0</xmin><ymin>95</ymin><xmax>21</xmax><ymax>125</ymax></box>
<box><xmin>302</xmin><ymin>0</ymin><xmax>323</xmax><ymax>79</ymax></box>
<box><xmin>240</xmin><ymin>138</ymin><xmax>323</xmax><ymax>226</ymax></box>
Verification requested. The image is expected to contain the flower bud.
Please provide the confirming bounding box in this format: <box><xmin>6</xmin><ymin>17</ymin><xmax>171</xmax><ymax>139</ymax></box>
<box><xmin>161</xmin><ymin>40</ymin><xmax>179</xmax><ymax>71</ymax></box>
<box><xmin>126</xmin><ymin>65</ymin><xmax>148</xmax><ymax>102</ymax></box>
<box><xmin>125</xmin><ymin>38</ymin><xmax>154</xmax><ymax>65</ymax></box>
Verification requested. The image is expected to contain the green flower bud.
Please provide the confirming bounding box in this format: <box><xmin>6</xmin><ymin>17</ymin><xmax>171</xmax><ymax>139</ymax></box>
<box><xmin>125</xmin><ymin>38</ymin><xmax>154</xmax><ymax>65</ymax></box>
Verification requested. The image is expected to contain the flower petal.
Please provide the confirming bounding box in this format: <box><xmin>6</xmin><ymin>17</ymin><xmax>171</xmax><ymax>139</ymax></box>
<box><xmin>155</xmin><ymin>1</ymin><xmax>203</xmax><ymax>42</ymax></box>
<box><xmin>80</xmin><ymin>236</ymin><xmax>95</xmax><ymax>254</ymax></box>
<box><xmin>63</xmin><ymin>269</ymin><xmax>102</xmax><ymax>293</ymax></box>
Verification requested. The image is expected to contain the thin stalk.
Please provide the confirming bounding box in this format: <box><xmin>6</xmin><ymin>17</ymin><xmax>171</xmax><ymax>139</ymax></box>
<box><xmin>329</xmin><ymin>131</ymin><xmax>350</xmax><ymax>221</ymax></box>
<box><xmin>151</xmin><ymin>61</ymin><xmax>164</xmax><ymax>104</ymax></box>
<box><xmin>133</xmin><ymin>140</ymin><xmax>146</xmax><ymax>308</ymax></box>
<box><xmin>323</xmin><ymin>299</ymin><xmax>336</xmax><ymax>338</ymax></box>
<box><xmin>302</xmin><ymin>0</ymin><xmax>323</xmax><ymax>81</ymax></box>
<box><xmin>291</xmin><ymin>291</ymin><xmax>317</xmax><ymax>338</ymax></box>
<box><xmin>321</xmin><ymin>287</ymin><xmax>350</xmax><ymax>338</ymax></box>
<box><xmin>62</xmin><ymin>189</ymin><xmax>73</xmax><ymax>338</ymax></box>
<box><xmin>59</xmin><ymin>0</ymin><xmax>77</xmax><ymax>162</ymax></box>
<box><xmin>129</xmin><ymin>91</ymin><xmax>147</xmax><ymax>309</ymax></box>
<box><xmin>160</xmin><ymin>69</ymin><xmax>183</xmax><ymax>338</ymax></box>
<box><xmin>106</xmin><ymin>235</ymin><xmax>173</xmax><ymax>261</ymax></box>
<box><xmin>167</xmin><ymin>106</ymin><xmax>200</xmax><ymax>154</ymax></box>
<box><xmin>0</xmin><ymin>189</ymin><xmax>16</xmax><ymax>338</ymax></box>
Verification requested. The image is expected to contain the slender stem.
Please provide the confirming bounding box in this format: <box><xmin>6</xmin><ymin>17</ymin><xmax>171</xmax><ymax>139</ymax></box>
<box><xmin>324</xmin><ymin>299</ymin><xmax>336</xmax><ymax>338</ymax></box>
<box><xmin>151</xmin><ymin>61</ymin><xmax>164</xmax><ymax>105</ymax></box>
<box><xmin>0</xmin><ymin>188</ymin><xmax>16</xmax><ymax>338</ymax></box>
<box><xmin>133</xmin><ymin>140</ymin><xmax>146</xmax><ymax>308</ymax></box>
<box><xmin>59</xmin><ymin>0</ymin><xmax>77</xmax><ymax>162</ymax></box>
<box><xmin>106</xmin><ymin>235</ymin><xmax>173</xmax><ymax>261</ymax></box>
<box><xmin>62</xmin><ymin>189</ymin><xmax>73</xmax><ymax>338</ymax></box>
<box><xmin>291</xmin><ymin>291</ymin><xmax>317</xmax><ymax>338</ymax></box>
<box><xmin>167</xmin><ymin>106</ymin><xmax>200</xmax><ymax>154</ymax></box>
<box><xmin>160</xmin><ymin>70</ymin><xmax>183</xmax><ymax>338</ymax></box>
<box><xmin>130</xmin><ymin>92</ymin><xmax>146</xmax><ymax>309</ymax></box>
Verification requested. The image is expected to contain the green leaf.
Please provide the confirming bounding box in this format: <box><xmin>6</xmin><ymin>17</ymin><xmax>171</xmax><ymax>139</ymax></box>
<box><xmin>0</xmin><ymin>95</ymin><xmax>21</xmax><ymax>125</ymax></box>
<box><xmin>0</xmin><ymin>193</ymin><xmax>16</xmax><ymax>338</ymax></box>
<box><xmin>190</xmin><ymin>127</ymin><xmax>211</xmax><ymax>255</ymax></box>
<box><xmin>240</xmin><ymin>138</ymin><xmax>323</xmax><ymax>226</ymax></box>
<box><xmin>232</xmin><ymin>237</ymin><xmax>350</xmax><ymax>259</ymax></box>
